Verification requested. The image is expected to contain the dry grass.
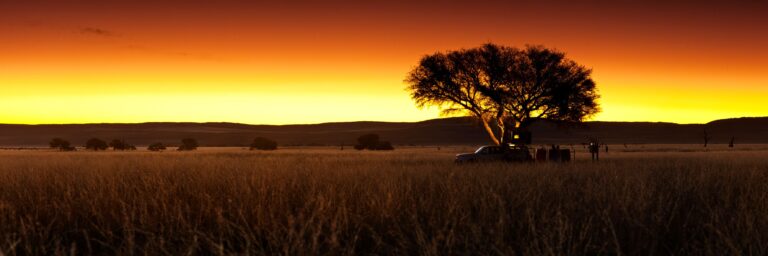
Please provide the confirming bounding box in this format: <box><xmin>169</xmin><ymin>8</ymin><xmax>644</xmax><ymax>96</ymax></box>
<box><xmin>0</xmin><ymin>147</ymin><xmax>767</xmax><ymax>255</ymax></box>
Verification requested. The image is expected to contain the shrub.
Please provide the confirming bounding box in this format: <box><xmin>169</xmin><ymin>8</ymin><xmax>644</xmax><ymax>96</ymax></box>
<box><xmin>177</xmin><ymin>138</ymin><xmax>199</xmax><ymax>151</ymax></box>
<box><xmin>85</xmin><ymin>138</ymin><xmax>108</xmax><ymax>151</ymax></box>
<box><xmin>250</xmin><ymin>137</ymin><xmax>278</xmax><ymax>150</ymax></box>
<box><xmin>109</xmin><ymin>139</ymin><xmax>136</xmax><ymax>151</ymax></box>
<box><xmin>373</xmin><ymin>141</ymin><xmax>395</xmax><ymax>150</ymax></box>
<box><xmin>147</xmin><ymin>143</ymin><xmax>167</xmax><ymax>152</ymax></box>
<box><xmin>49</xmin><ymin>138</ymin><xmax>73</xmax><ymax>151</ymax></box>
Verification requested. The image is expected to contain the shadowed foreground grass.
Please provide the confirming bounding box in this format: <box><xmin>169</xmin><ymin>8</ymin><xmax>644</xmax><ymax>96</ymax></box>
<box><xmin>0</xmin><ymin>149</ymin><xmax>766</xmax><ymax>255</ymax></box>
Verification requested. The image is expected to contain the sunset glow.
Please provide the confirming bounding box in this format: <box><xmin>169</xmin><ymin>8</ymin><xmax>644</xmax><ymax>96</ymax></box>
<box><xmin>2</xmin><ymin>0</ymin><xmax>766</xmax><ymax>124</ymax></box>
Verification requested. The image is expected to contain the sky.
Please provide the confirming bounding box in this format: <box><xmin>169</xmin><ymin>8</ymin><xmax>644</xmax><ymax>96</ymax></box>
<box><xmin>1</xmin><ymin>0</ymin><xmax>766</xmax><ymax>124</ymax></box>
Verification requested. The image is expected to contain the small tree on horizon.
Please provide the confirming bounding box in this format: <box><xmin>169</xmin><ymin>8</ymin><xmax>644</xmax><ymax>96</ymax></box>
<box><xmin>85</xmin><ymin>138</ymin><xmax>108</xmax><ymax>151</ymax></box>
<box><xmin>50</xmin><ymin>138</ymin><xmax>76</xmax><ymax>151</ymax></box>
<box><xmin>177</xmin><ymin>138</ymin><xmax>199</xmax><ymax>151</ymax></box>
<box><xmin>250</xmin><ymin>137</ymin><xmax>278</xmax><ymax>150</ymax></box>
<box><xmin>147</xmin><ymin>143</ymin><xmax>167</xmax><ymax>152</ymax></box>
<box><xmin>406</xmin><ymin>43</ymin><xmax>599</xmax><ymax>145</ymax></box>
<box><xmin>50</xmin><ymin>138</ymin><xmax>68</xmax><ymax>149</ymax></box>
<box><xmin>109</xmin><ymin>139</ymin><xmax>135</xmax><ymax>151</ymax></box>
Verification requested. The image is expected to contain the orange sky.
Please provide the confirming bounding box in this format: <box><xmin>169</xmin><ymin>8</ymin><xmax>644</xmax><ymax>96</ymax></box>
<box><xmin>1</xmin><ymin>0</ymin><xmax>766</xmax><ymax>124</ymax></box>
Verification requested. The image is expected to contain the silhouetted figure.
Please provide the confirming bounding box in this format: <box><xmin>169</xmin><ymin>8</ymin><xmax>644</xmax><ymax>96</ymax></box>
<box><xmin>548</xmin><ymin>145</ymin><xmax>561</xmax><ymax>162</ymax></box>
<box><xmin>560</xmin><ymin>149</ymin><xmax>571</xmax><ymax>162</ymax></box>
<box><xmin>589</xmin><ymin>142</ymin><xmax>599</xmax><ymax>161</ymax></box>
<box><xmin>729</xmin><ymin>137</ymin><xmax>735</xmax><ymax>148</ymax></box>
<box><xmin>605</xmin><ymin>144</ymin><xmax>609</xmax><ymax>153</ymax></box>
<box><xmin>536</xmin><ymin>147</ymin><xmax>547</xmax><ymax>162</ymax></box>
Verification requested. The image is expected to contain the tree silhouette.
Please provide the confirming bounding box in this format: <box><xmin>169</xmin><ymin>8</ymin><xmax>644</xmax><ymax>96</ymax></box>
<box><xmin>406</xmin><ymin>43</ymin><xmax>599</xmax><ymax>145</ymax></box>
<box><xmin>109</xmin><ymin>139</ymin><xmax>135</xmax><ymax>151</ymax></box>
<box><xmin>147</xmin><ymin>143</ymin><xmax>167</xmax><ymax>152</ymax></box>
<box><xmin>50</xmin><ymin>138</ymin><xmax>76</xmax><ymax>151</ymax></box>
<box><xmin>85</xmin><ymin>138</ymin><xmax>108</xmax><ymax>151</ymax></box>
<box><xmin>250</xmin><ymin>137</ymin><xmax>278</xmax><ymax>150</ymax></box>
<box><xmin>50</xmin><ymin>138</ymin><xmax>68</xmax><ymax>149</ymax></box>
<box><xmin>177</xmin><ymin>138</ymin><xmax>199</xmax><ymax>151</ymax></box>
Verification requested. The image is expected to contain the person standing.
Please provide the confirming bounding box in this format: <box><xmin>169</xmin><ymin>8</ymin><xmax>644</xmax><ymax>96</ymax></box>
<box><xmin>589</xmin><ymin>142</ymin><xmax>599</xmax><ymax>161</ymax></box>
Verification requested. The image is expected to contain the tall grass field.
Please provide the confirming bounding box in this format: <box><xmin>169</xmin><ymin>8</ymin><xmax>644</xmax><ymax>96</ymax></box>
<box><xmin>0</xmin><ymin>146</ymin><xmax>766</xmax><ymax>255</ymax></box>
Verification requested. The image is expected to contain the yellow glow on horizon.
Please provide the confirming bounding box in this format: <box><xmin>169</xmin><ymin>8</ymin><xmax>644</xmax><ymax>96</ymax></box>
<box><xmin>2</xmin><ymin>66</ymin><xmax>766</xmax><ymax>124</ymax></box>
<box><xmin>592</xmin><ymin>71</ymin><xmax>768</xmax><ymax>123</ymax></box>
<box><xmin>0</xmin><ymin>92</ymin><xmax>442</xmax><ymax>125</ymax></box>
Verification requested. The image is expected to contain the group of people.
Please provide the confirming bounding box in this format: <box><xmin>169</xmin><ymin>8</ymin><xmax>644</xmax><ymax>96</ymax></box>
<box><xmin>535</xmin><ymin>145</ymin><xmax>571</xmax><ymax>162</ymax></box>
<box><xmin>533</xmin><ymin>142</ymin><xmax>608</xmax><ymax>162</ymax></box>
<box><xmin>588</xmin><ymin>142</ymin><xmax>609</xmax><ymax>161</ymax></box>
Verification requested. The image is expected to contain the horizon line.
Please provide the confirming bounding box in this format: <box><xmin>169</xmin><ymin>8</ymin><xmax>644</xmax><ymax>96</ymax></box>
<box><xmin>1</xmin><ymin>116</ymin><xmax>765</xmax><ymax>127</ymax></box>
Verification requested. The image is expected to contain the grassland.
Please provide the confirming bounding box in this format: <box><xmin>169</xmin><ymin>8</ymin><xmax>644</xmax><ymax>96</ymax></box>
<box><xmin>0</xmin><ymin>146</ymin><xmax>766</xmax><ymax>255</ymax></box>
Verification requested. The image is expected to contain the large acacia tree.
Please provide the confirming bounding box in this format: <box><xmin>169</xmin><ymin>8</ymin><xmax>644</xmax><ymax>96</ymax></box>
<box><xmin>406</xmin><ymin>43</ymin><xmax>599</xmax><ymax>145</ymax></box>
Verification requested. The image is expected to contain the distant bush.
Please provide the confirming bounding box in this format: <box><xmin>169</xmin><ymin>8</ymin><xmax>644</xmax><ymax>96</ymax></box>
<box><xmin>109</xmin><ymin>139</ymin><xmax>136</xmax><ymax>151</ymax></box>
<box><xmin>49</xmin><ymin>138</ymin><xmax>75</xmax><ymax>151</ymax></box>
<box><xmin>372</xmin><ymin>141</ymin><xmax>394</xmax><ymax>150</ymax></box>
<box><xmin>355</xmin><ymin>134</ymin><xmax>395</xmax><ymax>151</ymax></box>
<box><xmin>147</xmin><ymin>143</ymin><xmax>167</xmax><ymax>152</ymax></box>
<box><xmin>250</xmin><ymin>137</ymin><xmax>278</xmax><ymax>150</ymax></box>
<box><xmin>85</xmin><ymin>138</ymin><xmax>108</xmax><ymax>151</ymax></box>
<box><xmin>177</xmin><ymin>138</ymin><xmax>199</xmax><ymax>151</ymax></box>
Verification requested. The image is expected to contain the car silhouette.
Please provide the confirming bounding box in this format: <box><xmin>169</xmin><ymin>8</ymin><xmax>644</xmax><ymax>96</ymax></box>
<box><xmin>455</xmin><ymin>144</ymin><xmax>533</xmax><ymax>163</ymax></box>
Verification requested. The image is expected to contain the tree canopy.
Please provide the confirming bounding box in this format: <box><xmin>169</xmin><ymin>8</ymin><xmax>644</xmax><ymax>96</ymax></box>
<box><xmin>109</xmin><ymin>139</ymin><xmax>136</xmax><ymax>151</ymax></box>
<box><xmin>50</xmin><ymin>138</ymin><xmax>76</xmax><ymax>151</ymax></box>
<box><xmin>50</xmin><ymin>138</ymin><xmax>70</xmax><ymax>149</ymax></box>
<box><xmin>85</xmin><ymin>138</ymin><xmax>109</xmax><ymax>151</ymax></box>
<box><xmin>147</xmin><ymin>143</ymin><xmax>167</xmax><ymax>152</ymax></box>
<box><xmin>406</xmin><ymin>43</ymin><xmax>599</xmax><ymax>145</ymax></box>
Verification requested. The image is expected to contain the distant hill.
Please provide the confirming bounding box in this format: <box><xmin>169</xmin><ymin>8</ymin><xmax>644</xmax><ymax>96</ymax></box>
<box><xmin>0</xmin><ymin>117</ymin><xmax>766</xmax><ymax>147</ymax></box>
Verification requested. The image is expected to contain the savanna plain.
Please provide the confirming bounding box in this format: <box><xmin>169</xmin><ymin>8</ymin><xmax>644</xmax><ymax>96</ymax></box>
<box><xmin>0</xmin><ymin>145</ymin><xmax>766</xmax><ymax>255</ymax></box>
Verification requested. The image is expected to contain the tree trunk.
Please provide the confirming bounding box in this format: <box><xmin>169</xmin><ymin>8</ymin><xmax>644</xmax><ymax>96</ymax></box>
<box><xmin>480</xmin><ymin>120</ymin><xmax>501</xmax><ymax>145</ymax></box>
<box><xmin>497</xmin><ymin>120</ymin><xmax>507</xmax><ymax>145</ymax></box>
